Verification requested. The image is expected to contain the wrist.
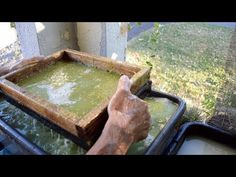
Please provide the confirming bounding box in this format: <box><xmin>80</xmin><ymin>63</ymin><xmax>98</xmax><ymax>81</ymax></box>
<box><xmin>87</xmin><ymin>113</ymin><xmax>134</xmax><ymax>155</ymax></box>
<box><xmin>101</xmin><ymin>119</ymin><xmax>134</xmax><ymax>154</ymax></box>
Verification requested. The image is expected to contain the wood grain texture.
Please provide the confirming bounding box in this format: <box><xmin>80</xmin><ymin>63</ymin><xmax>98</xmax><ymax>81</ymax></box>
<box><xmin>0</xmin><ymin>49</ymin><xmax>151</xmax><ymax>145</ymax></box>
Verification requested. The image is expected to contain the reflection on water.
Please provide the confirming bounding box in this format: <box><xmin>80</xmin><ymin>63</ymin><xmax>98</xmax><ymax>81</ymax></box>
<box><xmin>17</xmin><ymin>60</ymin><xmax>120</xmax><ymax>118</ymax></box>
<box><xmin>127</xmin><ymin>97</ymin><xmax>178</xmax><ymax>154</ymax></box>
<box><xmin>177</xmin><ymin>136</ymin><xmax>236</xmax><ymax>155</ymax></box>
<box><xmin>0</xmin><ymin>99</ymin><xmax>86</xmax><ymax>155</ymax></box>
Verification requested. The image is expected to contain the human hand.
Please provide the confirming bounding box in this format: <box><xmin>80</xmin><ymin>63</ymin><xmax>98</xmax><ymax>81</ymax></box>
<box><xmin>107</xmin><ymin>75</ymin><xmax>151</xmax><ymax>143</ymax></box>
<box><xmin>87</xmin><ymin>75</ymin><xmax>151</xmax><ymax>155</ymax></box>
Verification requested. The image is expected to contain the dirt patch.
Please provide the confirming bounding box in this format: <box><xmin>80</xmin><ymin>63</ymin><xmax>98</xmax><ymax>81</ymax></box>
<box><xmin>208</xmin><ymin>114</ymin><xmax>236</xmax><ymax>135</ymax></box>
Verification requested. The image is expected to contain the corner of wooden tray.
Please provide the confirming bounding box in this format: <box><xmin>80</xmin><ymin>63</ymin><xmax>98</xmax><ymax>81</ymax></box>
<box><xmin>130</xmin><ymin>66</ymin><xmax>151</xmax><ymax>93</ymax></box>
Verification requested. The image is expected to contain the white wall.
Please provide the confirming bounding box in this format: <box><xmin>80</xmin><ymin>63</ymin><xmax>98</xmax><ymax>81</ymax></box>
<box><xmin>76</xmin><ymin>23</ymin><xmax>103</xmax><ymax>55</ymax></box>
<box><xmin>76</xmin><ymin>22</ymin><xmax>128</xmax><ymax>61</ymax></box>
<box><xmin>16</xmin><ymin>23</ymin><xmax>40</xmax><ymax>58</ymax></box>
<box><xmin>0</xmin><ymin>22</ymin><xmax>18</xmax><ymax>50</ymax></box>
<box><xmin>16</xmin><ymin>22</ymin><xmax>128</xmax><ymax>61</ymax></box>
<box><xmin>35</xmin><ymin>22</ymin><xmax>78</xmax><ymax>56</ymax></box>
<box><xmin>16</xmin><ymin>22</ymin><xmax>78</xmax><ymax>58</ymax></box>
<box><xmin>106</xmin><ymin>22</ymin><xmax>128</xmax><ymax>61</ymax></box>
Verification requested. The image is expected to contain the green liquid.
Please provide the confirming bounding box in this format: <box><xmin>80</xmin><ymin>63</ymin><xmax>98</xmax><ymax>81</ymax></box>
<box><xmin>3</xmin><ymin>60</ymin><xmax>178</xmax><ymax>154</ymax></box>
<box><xmin>0</xmin><ymin>97</ymin><xmax>178</xmax><ymax>155</ymax></box>
<box><xmin>127</xmin><ymin>97</ymin><xmax>178</xmax><ymax>154</ymax></box>
<box><xmin>177</xmin><ymin>136</ymin><xmax>236</xmax><ymax>155</ymax></box>
<box><xmin>0</xmin><ymin>99</ymin><xmax>86</xmax><ymax>155</ymax></box>
<box><xmin>17</xmin><ymin>60</ymin><xmax>120</xmax><ymax>118</ymax></box>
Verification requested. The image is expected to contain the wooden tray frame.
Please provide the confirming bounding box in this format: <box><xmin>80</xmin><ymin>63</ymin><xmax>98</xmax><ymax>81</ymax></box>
<box><xmin>0</xmin><ymin>49</ymin><xmax>151</xmax><ymax>145</ymax></box>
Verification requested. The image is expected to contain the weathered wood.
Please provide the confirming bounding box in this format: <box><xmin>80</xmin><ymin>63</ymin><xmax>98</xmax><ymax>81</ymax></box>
<box><xmin>0</xmin><ymin>79</ymin><xmax>83</xmax><ymax>134</ymax></box>
<box><xmin>0</xmin><ymin>49</ymin><xmax>151</xmax><ymax>145</ymax></box>
<box><xmin>1</xmin><ymin>50</ymin><xmax>64</xmax><ymax>83</ymax></box>
<box><xmin>64</xmin><ymin>49</ymin><xmax>141</xmax><ymax>77</ymax></box>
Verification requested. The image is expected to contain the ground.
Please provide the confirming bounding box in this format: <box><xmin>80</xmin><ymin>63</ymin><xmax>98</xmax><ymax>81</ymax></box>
<box><xmin>1</xmin><ymin>22</ymin><xmax>236</xmax><ymax>132</ymax></box>
<box><xmin>127</xmin><ymin>23</ymin><xmax>236</xmax><ymax>127</ymax></box>
<box><xmin>0</xmin><ymin>22</ymin><xmax>22</xmax><ymax>67</ymax></box>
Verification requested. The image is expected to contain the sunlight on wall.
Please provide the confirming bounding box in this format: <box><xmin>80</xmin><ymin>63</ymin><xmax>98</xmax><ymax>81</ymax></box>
<box><xmin>0</xmin><ymin>22</ymin><xmax>17</xmax><ymax>49</ymax></box>
<box><xmin>35</xmin><ymin>22</ymin><xmax>45</xmax><ymax>33</ymax></box>
<box><xmin>111</xmin><ymin>52</ymin><xmax>118</xmax><ymax>60</ymax></box>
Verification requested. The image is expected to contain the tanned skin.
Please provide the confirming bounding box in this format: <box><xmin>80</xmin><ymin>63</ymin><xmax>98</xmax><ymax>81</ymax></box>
<box><xmin>87</xmin><ymin>75</ymin><xmax>151</xmax><ymax>155</ymax></box>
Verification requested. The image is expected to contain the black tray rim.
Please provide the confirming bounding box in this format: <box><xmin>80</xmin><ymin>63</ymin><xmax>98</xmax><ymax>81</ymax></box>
<box><xmin>0</xmin><ymin>80</ymin><xmax>186</xmax><ymax>155</ymax></box>
<box><xmin>143</xmin><ymin>89</ymin><xmax>186</xmax><ymax>155</ymax></box>
<box><xmin>163</xmin><ymin>121</ymin><xmax>236</xmax><ymax>155</ymax></box>
<box><xmin>135</xmin><ymin>81</ymin><xmax>186</xmax><ymax>155</ymax></box>
<box><xmin>0</xmin><ymin>119</ymin><xmax>47</xmax><ymax>155</ymax></box>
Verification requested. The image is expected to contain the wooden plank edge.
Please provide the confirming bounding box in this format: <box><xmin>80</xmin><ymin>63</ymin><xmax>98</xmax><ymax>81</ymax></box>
<box><xmin>0</xmin><ymin>79</ymin><xmax>89</xmax><ymax>140</ymax></box>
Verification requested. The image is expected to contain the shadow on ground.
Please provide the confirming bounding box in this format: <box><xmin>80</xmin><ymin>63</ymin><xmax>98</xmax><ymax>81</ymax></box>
<box><xmin>208</xmin><ymin>27</ymin><xmax>236</xmax><ymax>135</ymax></box>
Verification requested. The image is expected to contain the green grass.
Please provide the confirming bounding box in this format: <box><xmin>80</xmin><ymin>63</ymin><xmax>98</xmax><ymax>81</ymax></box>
<box><xmin>127</xmin><ymin>23</ymin><xmax>235</xmax><ymax>122</ymax></box>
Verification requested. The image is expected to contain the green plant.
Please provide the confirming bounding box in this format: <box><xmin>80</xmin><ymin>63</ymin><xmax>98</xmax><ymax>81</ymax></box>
<box><xmin>149</xmin><ymin>22</ymin><xmax>160</xmax><ymax>43</ymax></box>
<box><xmin>127</xmin><ymin>23</ymin><xmax>234</xmax><ymax>121</ymax></box>
<box><xmin>10</xmin><ymin>22</ymin><xmax>16</xmax><ymax>28</ymax></box>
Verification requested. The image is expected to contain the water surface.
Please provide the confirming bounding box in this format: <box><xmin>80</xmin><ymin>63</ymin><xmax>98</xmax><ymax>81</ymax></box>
<box><xmin>17</xmin><ymin>60</ymin><xmax>120</xmax><ymax>118</ymax></box>
<box><xmin>177</xmin><ymin>136</ymin><xmax>236</xmax><ymax>155</ymax></box>
<box><xmin>0</xmin><ymin>99</ymin><xmax>86</xmax><ymax>155</ymax></box>
<box><xmin>127</xmin><ymin>97</ymin><xmax>178</xmax><ymax>154</ymax></box>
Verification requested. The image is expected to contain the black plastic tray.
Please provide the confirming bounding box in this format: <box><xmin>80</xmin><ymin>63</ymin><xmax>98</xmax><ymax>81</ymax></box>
<box><xmin>136</xmin><ymin>81</ymin><xmax>186</xmax><ymax>155</ymax></box>
<box><xmin>0</xmin><ymin>119</ymin><xmax>47</xmax><ymax>155</ymax></box>
<box><xmin>0</xmin><ymin>90</ymin><xmax>90</xmax><ymax>151</ymax></box>
<box><xmin>163</xmin><ymin>121</ymin><xmax>236</xmax><ymax>155</ymax></box>
<box><xmin>0</xmin><ymin>81</ymin><xmax>186</xmax><ymax>155</ymax></box>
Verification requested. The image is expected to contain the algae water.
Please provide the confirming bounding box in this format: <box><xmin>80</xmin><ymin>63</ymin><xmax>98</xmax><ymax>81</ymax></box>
<box><xmin>17</xmin><ymin>60</ymin><xmax>120</xmax><ymax>117</ymax></box>
<box><xmin>127</xmin><ymin>97</ymin><xmax>178</xmax><ymax>154</ymax></box>
<box><xmin>0</xmin><ymin>99</ymin><xmax>86</xmax><ymax>155</ymax></box>
<box><xmin>177</xmin><ymin>136</ymin><xmax>236</xmax><ymax>155</ymax></box>
<box><xmin>0</xmin><ymin>96</ymin><xmax>178</xmax><ymax>155</ymax></box>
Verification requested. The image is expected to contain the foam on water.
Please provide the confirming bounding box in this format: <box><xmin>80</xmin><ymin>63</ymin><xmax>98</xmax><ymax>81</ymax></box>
<box><xmin>17</xmin><ymin>60</ymin><xmax>120</xmax><ymax>118</ymax></box>
<box><xmin>0</xmin><ymin>99</ymin><xmax>86</xmax><ymax>155</ymax></box>
<box><xmin>37</xmin><ymin>82</ymin><xmax>77</xmax><ymax>105</ymax></box>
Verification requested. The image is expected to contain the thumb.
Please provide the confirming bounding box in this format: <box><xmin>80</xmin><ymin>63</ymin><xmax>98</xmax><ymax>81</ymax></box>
<box><xmin>108</xmin><ymin>75</ymin><xmax>131</xmax><ymax>113</ymax></box>
<box><xmin>117</xmin><ymin>75</ymin><xmax>131</xmax><ymax>93</ymax></box>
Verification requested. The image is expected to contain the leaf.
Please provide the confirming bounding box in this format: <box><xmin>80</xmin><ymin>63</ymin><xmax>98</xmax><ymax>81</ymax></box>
<box><xmin>10</xmin><ymin>22</ymin><xmax>16</xmax><ymax>28</ymax></box>
<box><xmin>146</xmin><ymin>61</ymin><xmax>153</xmax><ymax>68</ymax></box>
<box><xmin>154</xmin><ymin>22</ymin><xmax>159</xmax><ymax>29</ymax></box>
<box><xmin>136</xmin><ymin>22</ymin><xmax>142</xmax><ymax>26</ymax></box>
<box><xmin>128</xmin><ymin>24</ymin><xmax>132</xmax><ymax>31</ymax></box>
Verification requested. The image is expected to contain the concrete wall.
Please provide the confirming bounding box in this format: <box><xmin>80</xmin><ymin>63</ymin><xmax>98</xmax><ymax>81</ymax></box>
<box><xmin>16</xmin><ymin>22</ymin><xmax>78</xmax><ymax>58</ymax></box>
<box><xmin>76</xmin><ymin>22</ymin><xmax>128</xmax><ymax>61</ymax></box>
<box><xmin>35</xmin><ymin>22</ymin><xmax>78</xmax><ymax>56</ymax></box>
<box><xmin>16</xmin><ymin>23</ymin><xmax>40</xmax><ymax>58</ymax></box>
<box><xmin>106</xmin><ymin>22</ymin><xmax>128</xmax><ymax>61</ymax></box>
<box><xmin>16</xmin><ymin>22</ymin><xmax>128</xmax><ymax>62</ymax></box>
<box><xmin>76</xmin><ymin>23</ymin><xmax>103</xmax><ymax>55</ymax></box>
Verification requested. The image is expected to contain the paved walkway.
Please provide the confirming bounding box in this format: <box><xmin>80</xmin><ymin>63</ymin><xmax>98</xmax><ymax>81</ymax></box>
<box><xmin>208</xmin><ymin>22</ymin><xmax>236</xmax><ymax>28</ymax></box>
<box><xmin>128</xmin><ymin>22</ymin><xmax>154</xmax><ymax>40</ymax></box>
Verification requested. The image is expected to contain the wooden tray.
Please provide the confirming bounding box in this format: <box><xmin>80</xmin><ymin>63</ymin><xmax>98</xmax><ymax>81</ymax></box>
<box><xmin>0</xmin><ymin>49</ymin><xmax>151</xmax><ymax>145</ymax></box>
